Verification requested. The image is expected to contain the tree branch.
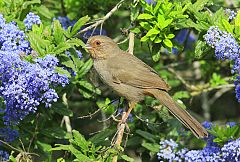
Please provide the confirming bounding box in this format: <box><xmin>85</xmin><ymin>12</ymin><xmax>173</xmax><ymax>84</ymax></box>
<box><xmin>77</xmin><ymin>0</ymin><xmax>125</xmax><ymax>35</ymax></box>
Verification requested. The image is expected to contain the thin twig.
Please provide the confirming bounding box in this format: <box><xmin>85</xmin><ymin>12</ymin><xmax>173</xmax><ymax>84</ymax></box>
<box><xmin>28</xmin><ymin>113</ymin><xmax>40</xmax><ymax>152</ymax></box>
<box><xmin>191</xmin><ymin>84</ymin><xmax>235</xmax><ymax>96</ymax></box>
<box><xmin>167</xmin><ymin>67</ymin><xmax>235</xmax><ymax>96</ymax></box>
<box><xmin>117</xmin><ymin>36</ymin><xmax>129</xmax><ymax>45</ymax></box>
<box><xmin>77</xmin><ymin>0</ymin><xmax>125</xmax><ymax>35</ymax></box>
<box><xmin>78</xmin><ymin>98</ymin><xmax>119</xmax><ymax>119</ymax></box>
<box><xmin>135</xmin><ymin>114</ymin><xmax>164</xmax><ymax>125</ymax></box>
<box><xmin>167</xmin><ymin>67</ymin><xmax>198</xmax><ymax>91</ymax></box>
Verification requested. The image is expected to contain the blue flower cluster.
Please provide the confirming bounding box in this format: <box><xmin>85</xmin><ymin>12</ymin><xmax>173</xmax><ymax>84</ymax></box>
<box><xmin>157</xmin><ymin>122</ymin><xmax>240</xmax><ymax>162</ymax></box>
<box><xmin>0</xmin><ymin>127</ymin><xmax>19</xmax><ymax>142</ymax></box>
<box><xmin>157</xmin><ymin>139</ymin><xmax>188</xmax><ymax>161</ymax></box>
<box><xmin>23</xmin><ymin>12</ymin><xmax>41</xmax><ymax>30</ymax></box>
<box><xmin>225</xmin><ymin>9</ymin><xmax>237</xmax><ymax>21</ymax></box>
<box><xmin>204</xmin><ymin>26</ymin><xmax>240</xmax><ymax>102</ymax></box>
<box><xmin>55</xmin><ymin>16</ymin><xmax>76</xmax><ymax>30</ymax></box>
<box><xmin>0</xmin><ymin>13</ymin><xmax>68</xmax><ymax>144</ymax></box>
<box><xmin>0</xmin><ymin>16</ymin><xmax>31</xmax><ymax>54</ymax></box>
<box><xmin>0</xmin><ymin>150</ymin><xmax>9</xmax><ymax>161</ymax></box>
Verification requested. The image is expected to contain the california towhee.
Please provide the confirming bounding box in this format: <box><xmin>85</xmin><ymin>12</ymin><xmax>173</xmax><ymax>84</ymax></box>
<box><xmin>86</xmin><ymin>35</ymin><xmax>208</xmax><ymax>138</ymax></box>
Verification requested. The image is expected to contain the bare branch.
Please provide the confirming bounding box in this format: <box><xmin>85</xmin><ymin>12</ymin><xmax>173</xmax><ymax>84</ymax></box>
<box><xmin>77</xmin><ymin>0</ymin><xmax>125</xmax><ymax>35</ymax></box>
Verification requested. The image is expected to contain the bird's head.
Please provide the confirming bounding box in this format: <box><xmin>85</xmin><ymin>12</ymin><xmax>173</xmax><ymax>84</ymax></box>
<box><xmin>85</xmin><ymin>35</ymin><xmax>119</xmax><ymax>60</ymax></box>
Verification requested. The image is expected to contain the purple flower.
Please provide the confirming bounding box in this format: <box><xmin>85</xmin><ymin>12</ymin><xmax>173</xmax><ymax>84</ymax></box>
<box><xmin>184</xmin><ymin>149</ymin><xmax>221</xmax><ymax>162</ymax></box>
<box><xmin>204</xmin><ymin>26</ymin><xmax>240</xmax><ymax>102</ymax></box>
<box><xmin>232</xmin><ymin>58</ymin><xmax>240</xmax><ymax>74</ymax></box>
<box><xmin>226</xmin><ymin>122</ymin><xmax>236</xmax><ymax>127</ymax></box>
<box><xmin>0</xmin><ymin>51</ymin><xmax>69</xmax><ymax>125</ymax></box>
<box><xmin>0</xmin><ymin>15</ymin><xmax>31</xmax><ymax>54</ymax></box>
<box><xmin>157</xmin><ymin>139</ymin><xmax>187</xmax><ymax>162</ymax></box>
<box><xmin>145</xmin><ymin>0</ymin><xmax>154</xmax><ymax>4</ymax></box>
<box><xmin>234</xmin><ymin>76</ymin><xmax>240</xmax><ymax>102</ymax></box>
<box><xmin>0</xmin><ymin>127</ymin><xmax>18</xmax><ymax>142</ymax></box>
<box><xmin>225</xmin><ymin>9</ymin><xmax>237</xmax><ymax>21</ymax></box>
<box><xmin>204</xmin><ymin>26</ymin><xmax>239</xmax><ymax>61</ymax></box>
<box><xmin>221</xmin><ymin>138</ymin><xmax>240</xmax><ymax>161</ymax></box>
<box><xmin>0</xmin><ymin>150</ymin><xmax>9</xmax><ymax>161</ymax></box>
<box><xmin>23</xmin><ymin>12</ymin><xmax>41</xmax><ymax>30</ymax></box>
<box><xmin>56</xmin><ymin>16</ymin><xmax>76</xmax><ymax>30</ymax></box>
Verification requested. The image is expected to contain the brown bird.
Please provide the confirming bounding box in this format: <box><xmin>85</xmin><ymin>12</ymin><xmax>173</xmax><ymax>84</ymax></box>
<box><xmin>85</xmin><ymin>35</ymin><xmax>208</xmax><ymax>138</ymax></box>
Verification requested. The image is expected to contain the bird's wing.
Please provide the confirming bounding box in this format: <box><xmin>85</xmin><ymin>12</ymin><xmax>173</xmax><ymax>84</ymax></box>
<box><xmin>107</xmin><ymin>51</ymin><xmax>170</xmax><ymax>91</ymax></box>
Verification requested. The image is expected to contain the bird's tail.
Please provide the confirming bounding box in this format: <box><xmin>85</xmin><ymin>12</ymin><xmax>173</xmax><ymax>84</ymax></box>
<box><xmin>146</xmin><ymin>89</ymin><xmax>208</xmax><ymax>138</ymax></box>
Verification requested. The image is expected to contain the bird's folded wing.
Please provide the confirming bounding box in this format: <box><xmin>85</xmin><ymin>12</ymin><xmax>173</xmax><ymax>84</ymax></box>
<box><xmin>108</xmin><ymin>52</ymin><xmax>170</xmax><ymax>91</ymax></box>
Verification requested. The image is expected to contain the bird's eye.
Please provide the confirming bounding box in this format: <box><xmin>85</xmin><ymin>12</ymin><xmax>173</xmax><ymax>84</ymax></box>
<box><xmin>95</xmin><ymin>41</ymin><xmax>101</xmax><ymax>46</ymax></box>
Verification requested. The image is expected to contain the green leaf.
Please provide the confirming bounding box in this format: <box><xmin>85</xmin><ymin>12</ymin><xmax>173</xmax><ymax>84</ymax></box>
<box><xmin>167</xmin><ymin>33</ymin><xmax>175</xmax><ymax>39</ymax></box>
<box><xmin>67</xmin><ymin>38</ymin><xmax>85</xmax><ymax>47</ymax></box>
<box><xmin>142</xmin><ymin>142</ymin><xmax>160</xmax><ymax>153</ymax></box>
<box><xmin>27</xmin><ymin>32</ymin><xmax>51</xmax><ymax>56</ymax></box>
<box><xmin>36</xmin><ymin>141</ymin><xmax>52</xmax><ymax>152</ymax></box>
<box><xmin>154</xmin><ymin>37</ymin><xmax>162</xmax><ymax>43</ymax></box>
<box><xmin>77</xmin><ymin>59</ymin><xmax>93</xmax><ymax>78</ymax></box>
<box><xmin>89</xmin><ymin>129</ymin><xmax>115</xmax><ymax>145</ymax></box>
<box><xmin>210</xmin><ymin>73</ymin><xmax>228</xmax><ymax>87</ymax></box>
<box><xmin>137</xmin><ymin>13</ymin><xmax>154</xmax><ymax>20</ymax></box>
<box><xmin>78</xmin><ymin>88</ymin><xmax>92</xmax><ymax>99</ymax></box>
<box><xmin>71</xmin><ymin>16</ymin><xmax>90</xmax><ymax>37</ymax></box>
<box><xmin>52</xmin><ymin>102</ymin><xmax>73</xmax><ymax>117</ymax></box>
<box><xmin>235</xmin><ymin>10</ymin><xmax>240</xmax><ymax>26</ymax></box>
<box><xmin>53</xmin><ymin>42</ymin><xmax>72</xmax><ymax>54</ymax></box>
<box><xmin>78</xmin><ymin>80</ymin><xmax>99</xmax><ymax>94</ymax></box>
<box><xmin>121</xmin><ymin>155</ymin><xmax>135</xmax><ymax>162</ymax></box>
<box><xmin>173</xmin><ymin>91</ymin><xmax>190</xmax><ymax>99</ymax></box>
<box><xmin>139</xmin><ymin>22</ymin><xmax>152</xmax><ymax>30</ymax></box>
<box><xmin>157</xmin><ymin>14</ymin><xmax>165</xmax><ymax>25</ymax></box>
<box><xmin>146</xmin><ymin>28</ymin><xmax>160</xmax><ymax>37</ymax></box>
<box><xmin>163</xmin><ymin>39</ymin><xmax>173</xmax><ymax>48</ymax></box>
<box><xmin>222</xmin><ymin>19</ymin><xmax>233</xmax><ymax>33</ymax></box>
<box><xmin>59</xmin><ymin>54</ymin><xmax>76</xmax><ymax>70</ymax></box>
<box><xmin>140</xmin><ymin>35</ymin><xmax>149</xmax><ymax>42</ymax></box>
<box><xmin>52</xmin><ymin>145</ymin><xmax>93</xmax><ymax>161</ymax></box>
<box><xmin>69</xmin><ymin>48</ymin><xmax>83</xmax><ymax>69</ymax></box>
<box><xmin>136</xmin><ymin>130</ymin><xmax>156</xmax><ymax>143</ymax></box>
<box><xmin>189</xmin><ymin>0</ymin><xmax>209</xmax><ymax>12</ymax></box>
<box><xmin>131</xmin><ymin>6</ymin><xmax>140</xmax><ymax>21</ymax></box>
<box><xmin>55</xmin><ymin>67</ymin><xmax>71</xmax><ymax>78</ymax></box>
<box><xmin>53</xmin><ymin>20</ymin><xmax>65</xmax><ymax>44</ymax></box>
<box><xmin>42</xmin><ymin>127</ymin><xmax>68</xmax><ymax>139</ymax></box>
<box><xmin>34</xmin><ymin>5</ymin><xmax>54</xmax><ymax>19</ymax></box>
<box><xmin>130</xmin><ymin>27</ymin><xmax>141</xmax><ymax>34</ymax></box>
<box><xmin>71</xmin><ymin>130</ymin><xmax>89</xmax><ymax>150</ymax></box>
<box><xmin>195</xmin><ymin>40</ymin><xmax>208</xmax><ymax>58</ymax></box>
<box><xmin>152</xmin><ymin>52</ymin><xmax>160</xmax><ymax>62</ymax></box>
<box><xmin>22</xmin><ymin>0</ymin><xmax>40</xmax><ymax>9</ymax></box>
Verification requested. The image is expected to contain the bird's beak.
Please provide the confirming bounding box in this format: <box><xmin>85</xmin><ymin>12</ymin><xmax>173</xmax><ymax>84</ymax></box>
<box><xmin>85</xmin><ymin>43</ymin><xmax>93</xmax><ymax>50</ymax></box>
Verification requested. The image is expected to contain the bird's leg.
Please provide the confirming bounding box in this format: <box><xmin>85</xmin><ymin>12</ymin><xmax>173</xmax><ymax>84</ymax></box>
<box><xmin>112</xmin><ymin>102</ymin><xmax>136</xmax><ymax>162</ymax></box>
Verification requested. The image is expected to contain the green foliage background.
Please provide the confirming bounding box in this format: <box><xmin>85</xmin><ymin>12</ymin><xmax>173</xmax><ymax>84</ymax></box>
<box><xmin>0</xmin><ymin>0</ymin><xmax>239</xmax><ymax>161</ymax></box>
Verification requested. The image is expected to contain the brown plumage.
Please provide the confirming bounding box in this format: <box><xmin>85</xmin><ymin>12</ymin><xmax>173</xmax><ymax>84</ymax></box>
<box><xmin>86</xmin><ymin>35</ymin><xmax>208</xmax><ymax>138</ymax></box>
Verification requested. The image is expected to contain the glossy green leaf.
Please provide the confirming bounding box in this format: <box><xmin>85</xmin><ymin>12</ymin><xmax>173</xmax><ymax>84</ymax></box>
<box><xmin>163</xmin><ymin>39</ymin><xmax>173</xmax><ymax>48</ymax></box>
<box><xmin>42</xmin><ymin>127</ymin><xmax>68</xmax><ymax>139</ymax></box>
<box><xmin>137</xmin><ymin>13</ymin><xmax>154</xmax><ymax>19</ymax></box>
<box><xmin>146</xmin><ymin>28</ymin><xmax>160</xmax><ymax>36</ymax></box>
<box><xmin>77</xmin><ymin>59</ymin><xmax>93</xmax><ymax>78</ymax></box>
<box><xmin>53</xmin><ymin>20</ymin><xmax>65</xmax><ymax>44</ymax></box>
<box><xmin>121</xmin><ymin>155</ymin><xmax>134</xmax><ymax>162</ymax></box>
<box><xmin>71</xmin><ymin>15</ymin><xmax>90</xmax><ymax>36</ymax></box>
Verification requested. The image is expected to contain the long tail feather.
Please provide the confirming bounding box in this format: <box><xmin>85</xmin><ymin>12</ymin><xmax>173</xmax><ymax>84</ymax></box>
<box><xmin>147</xmin><ymin>89</ymin><xmax>208</xmax><ymax>138</ymax></box>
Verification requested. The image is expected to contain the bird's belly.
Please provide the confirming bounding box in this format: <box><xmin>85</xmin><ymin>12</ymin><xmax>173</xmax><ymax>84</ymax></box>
<box><xmin>94</xmin><ymin>61</ymin><xmax>144</xmax><ymax>102</ymax></box>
